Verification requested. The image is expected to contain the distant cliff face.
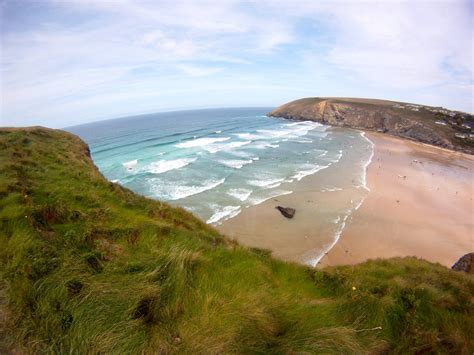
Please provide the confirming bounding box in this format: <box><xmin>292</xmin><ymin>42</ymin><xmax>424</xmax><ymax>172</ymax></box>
<box><xmin>269</xmin><ymin>98</ymin><xmax>474</xmax><ymax>154</ymax></box>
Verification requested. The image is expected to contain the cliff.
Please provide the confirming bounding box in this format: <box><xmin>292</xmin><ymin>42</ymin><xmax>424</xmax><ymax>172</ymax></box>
<box><xmin>0</xmin><ymin>127</ymin><xmax>473</xmax><ymax>353</ymax></box>
<box><xmin>269</xmin><ymin>97</ymin><xmax>474</xmax><ymax>154</ymax></box>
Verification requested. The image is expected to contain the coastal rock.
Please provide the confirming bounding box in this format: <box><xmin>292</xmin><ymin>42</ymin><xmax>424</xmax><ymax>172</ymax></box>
<box><xmin>268</xmin><ymin>97</ymin><xmax>474</xmax><ymax>155</ymax></box>
<box><xmin>276</xmin><ymin>206</ymin><xmax>296</xmax><ymax>219</ymax></box>
<box><xmin>451</xmin><ymin>253</ymin><xmax>474</xmax><ymax>274</ymax></box>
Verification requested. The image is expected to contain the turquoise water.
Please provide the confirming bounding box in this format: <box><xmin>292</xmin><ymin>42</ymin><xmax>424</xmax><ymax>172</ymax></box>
<box><xmin>68</xmin><ymin>108</ymin><xmax>372</xmax><ymax>227</ymax></box>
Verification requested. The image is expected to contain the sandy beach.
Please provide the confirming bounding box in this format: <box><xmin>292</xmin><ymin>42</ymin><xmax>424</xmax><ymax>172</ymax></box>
<box><xmin>319</xmin><ymin>132</ymin><xmax>473</xmax><ymax>268</ymax></box>
<box><xmin>219</xmin><ymin>132</ymin><xmax>474</xmax><ymax>268</ymax></box>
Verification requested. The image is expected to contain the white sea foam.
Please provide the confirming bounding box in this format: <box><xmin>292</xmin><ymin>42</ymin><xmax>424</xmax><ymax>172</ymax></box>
<box><xmin>227</xmin><ymin>188</ymin><xmax>252</xmax><ymax>201</ymax></box>
<box><xmin>248</xmin><ymin>178</ymin><xmax>285</xmax><ymax>188</ymax></box>
<box><xmin>283</xmin><ymin>121</ymin><xmax>322</xmax><ymax>127</ymax></box>
<box><xmin>354</xmin><ymin>198</ymin><xmax>365</xmax><ymax>211</ymax></box>
<box><xmin>215</xmin><ymin>130</ymin><xmax>222</xmax><ymax>134</ymax></box>
<box><xmin>292</xmin><ymin>164</ymin><xmax>329</xmax><ymax>181</ymax></box>
<box><xmin>234</xmin><ymin>121</ymin><xmax>322</xmax><ymax>142</ymax></box>
<box><xmin>205</xmin><ymin>140</ymin><xmax>251</xmax><ymax>153</ymax></box>
<box><xmin>322</xmin><ymin>187</ymin><xmax>343</xmax><ymax>192</ymax></box>
<box><xmin>256</xmin><ymin>129</ymin><xmax>291</xmax><ymax>139</ymax></box>
<box><xmin>234</xmin><ymin>132</ymin><xmax>259</xmax><ymax>140</ymax></box>
<box><xmin>307</xmin><ymin>212</ymin><xmax>351</xmax><ymax>267</ymax></box>
<box><xmin>294</xmin><ymin>139</ymin><xmax>313</xmax><ymax>144</ymax></box>
<box><xmin>122</xmin><ymin>159</ymin><xmax>138</xmax><ymax>168</ymax></box>
<box><xmin>228</xmin><ymin>151</ymin><xmax>260</xmax><ymax>161</ymax></box>
<box><xmin>360</xmin><ymin>131</ymin><xmax>375</xmax><ymax>191</ymax></box>
<box><xmin>267</xmin><ymin>143</ymin><xmax>279</xmax><ymax>148</ymax></box>
<box><xmin>152</xmin><ymin>178</ymin><xmax>226</xmax><ymax>201</ymax></box>
<box><xmin>229</xmin><ymin>150</ymin><xmax>251</xmax><ymax>158</ymax></box>
<box><xmin>175</xmin><ymin>137</ymin><xmax>230</xmax><ymax>148</ymax></box>
<box><xmin>324</xmin><ymin>151</ymin><xmax>343</xmax><ymax>163</ymax></box>
<box><xmin>218</xmin><ymin>159</ymin><xmax>253</xmax><ymax>169</ymax></box>
<box><xmin>266</xmin><ymin>181</ymin><xmax>284</xmax><ymax>189</ymax></box>
<box><xmin>247</xmin><ymin>189</ymin><xmax>293</xmax><ymax>206</ymax></box>
<box><xmin>145</xmin><ymin>158</ymin><xmax>196</xmax><ymax>174</ymax></box>
<box><xmin>207</xmin><ymin>205</ymin><xmax>241</xmax><ymax>224</ymax></box>
<box><xmin>283</xmin><ymin>122</ymin><xmax>304</xmax><ymax>127</ymax></box>
<box><xmin>252</xmin><ymin>142</ymin><xmax>280</xmax><ymax>150</ymax></box>
<box><xmin>259</xmin><ymin>126</ymin><xmax>314</xmax><ymax>140</ymax></box>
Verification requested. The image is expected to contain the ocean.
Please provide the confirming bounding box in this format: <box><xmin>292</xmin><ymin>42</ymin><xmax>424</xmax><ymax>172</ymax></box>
<box><xmin>68</xmin><ymin>107</ymin><xmax>373</xmax><ymax>261</ymax></box>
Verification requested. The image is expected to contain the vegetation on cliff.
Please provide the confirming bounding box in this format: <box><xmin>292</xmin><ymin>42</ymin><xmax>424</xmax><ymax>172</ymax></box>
<box><xmin>1</xmin><ymin>127</ymin><xmax>473</xmax><ymax>353</ymax></box>
<box><xmin>269</xmin><ymin>97</ymin><xmax>474</xmax><ymax>154</ymax></box>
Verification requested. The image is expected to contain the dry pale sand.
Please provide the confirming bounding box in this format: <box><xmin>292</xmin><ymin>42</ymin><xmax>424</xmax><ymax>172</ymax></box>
<box><xmin>319</xmin><ymin>133</ymin><xmax>474</xmax><ymax>268</ymax></box>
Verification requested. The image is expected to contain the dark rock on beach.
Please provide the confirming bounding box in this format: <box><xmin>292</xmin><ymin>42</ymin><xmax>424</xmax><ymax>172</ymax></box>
<box><xmin>276</xmin><ymin>206</ymin><xmax>296</xmax><ymax>219</ymax></box>
<box><xmin>451</xmin><ymin>253</ymin><xmax>474</xmax><ymax>274</ymax></box>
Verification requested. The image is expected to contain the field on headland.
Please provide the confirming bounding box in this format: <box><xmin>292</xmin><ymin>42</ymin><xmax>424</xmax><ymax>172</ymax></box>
<box><xmin>1</xmin><ymin>127</ymin><xmax>473</xmax><ymax>353</ymax></box>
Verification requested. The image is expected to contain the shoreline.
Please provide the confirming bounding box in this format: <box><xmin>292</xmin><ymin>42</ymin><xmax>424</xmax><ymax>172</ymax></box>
<box><xmin>360</xmin><ymin>131</ymin><xmax>375</xmax><ymax>191</ymax></box>
<box><xmin>319</xmin><ymin>132</ymin><xmax>473</xmax><ymax>268</ymax></box>
<box><xmin>219</xmin><ymin>131</ymin><xmax>473</xmax><ymax>268</ymax></box>
<box><xmin>307</xmin><ymin>131</ymin><xmax>374</xmax><ymax>266</ymax></box>
<box><xmin>218</xmin><ymin>129</ymin><xmax>373</xmax><ymax>265</ymax></box>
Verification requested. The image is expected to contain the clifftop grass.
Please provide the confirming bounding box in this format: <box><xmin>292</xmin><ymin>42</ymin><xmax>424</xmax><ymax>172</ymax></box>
<box><xmin>1</xmin><ymin>127</ymin><xmax>473</xmax><ymax>353</ymax></box>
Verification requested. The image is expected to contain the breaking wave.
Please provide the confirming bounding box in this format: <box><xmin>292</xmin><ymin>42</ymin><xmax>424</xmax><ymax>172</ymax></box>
<box><xmin>144</xmin><ymin>158</ymin><xmax>196</xmax><ymax>174</ymax></box>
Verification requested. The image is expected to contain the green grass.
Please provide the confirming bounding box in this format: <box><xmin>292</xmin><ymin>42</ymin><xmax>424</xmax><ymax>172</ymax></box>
<box><xmin>1</xmin><ymin>127</ymin><xmax>473</xmax><ymax>353</ymax></box>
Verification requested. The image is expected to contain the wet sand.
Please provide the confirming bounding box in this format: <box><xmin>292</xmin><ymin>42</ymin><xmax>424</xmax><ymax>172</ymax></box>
<box><xmin>218</xmin><ymin>175</ymin><xmax>366</xmax><ymax>265</ymax></box>
<box><xmin>219</xmin><ymin>132</ymin><xmax>474</xmax><ymax>268</ymax></box>
<box><xmin>319</xmin><ymin>133</ymin><xmax>474</xmax><ymax>268</ymax></box>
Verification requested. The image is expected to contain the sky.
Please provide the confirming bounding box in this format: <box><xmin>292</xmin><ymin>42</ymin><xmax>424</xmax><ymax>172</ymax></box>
<box><xmin>1</xmin><ymin>0</ymin><xmax>473</xmax><ymax>128</ymax></box>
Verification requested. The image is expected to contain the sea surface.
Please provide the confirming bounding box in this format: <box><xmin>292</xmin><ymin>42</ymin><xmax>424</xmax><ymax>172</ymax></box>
<box><xmin>68</xmin><ymin>108</ymin><xmax>373</xmax><ymax>238</ymax></box>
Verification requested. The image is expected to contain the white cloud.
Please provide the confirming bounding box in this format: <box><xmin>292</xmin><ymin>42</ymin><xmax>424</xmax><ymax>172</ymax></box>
<box><xmin>177</xmin><ymin>64</ymin><xmax>224</xmax><ymax>77</ymax></box>
<box><xmin>321</xmin><ymin>1</ymin><xmax>472</xmax><ymax>88</ymax></box>
<box><xmin>1</xmin><ymin>0</ymin><xmax>472</xmax><ymax>127</ymax></box>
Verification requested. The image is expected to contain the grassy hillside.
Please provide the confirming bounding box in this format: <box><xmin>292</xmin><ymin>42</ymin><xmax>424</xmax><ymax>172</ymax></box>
<box><xmin>1</xmin><ymin>127</ymin><xmax>473</xmax><ymax>353</ymax></box>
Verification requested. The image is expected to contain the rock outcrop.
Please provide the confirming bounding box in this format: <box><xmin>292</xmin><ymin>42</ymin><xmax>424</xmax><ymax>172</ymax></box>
<box><xmin>451</xmin><ymin>253</ymin><xmax>474</xmax><ymax>274</ymax></box>
<box><xmin>276</xmin><ymin>206</ymin><xmax>296</xmax><ymax>219</ymax></box>
<box><xmin>269</xmin><ymin>98</ymin><xmax>474</xmax><ymax>154</ymax></box>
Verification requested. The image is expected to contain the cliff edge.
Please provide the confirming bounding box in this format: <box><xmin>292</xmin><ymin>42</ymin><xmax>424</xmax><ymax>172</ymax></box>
<box><xmin>269</xmin><ymin>97</ymin><xmax>474</xmax><ymax>154</ymax></box>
